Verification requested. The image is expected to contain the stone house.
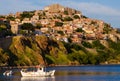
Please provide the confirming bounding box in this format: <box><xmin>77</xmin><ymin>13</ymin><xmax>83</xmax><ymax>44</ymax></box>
<box><xmin>31</xmin><ymin>15</ymin><xmax>39</xmax><ymax>23</ymax></box>
<box><xmin>10</xmin><ymin>21</ymin><xmax>19</xmax><ymax>34</ymax></box>
<box><xmin>22</xmin><ymin>18</ymin><xmax>31</xmax><ymax>24</ymax></box>
<box><xmin>40</xmin><ymin>19</ymin><xmax>49</xmax><ymax>25</ymax></box>
<box><xmin>41</xmin><ymin>27</ymin><xmax>49</xmax><ymax>33</ymax></box>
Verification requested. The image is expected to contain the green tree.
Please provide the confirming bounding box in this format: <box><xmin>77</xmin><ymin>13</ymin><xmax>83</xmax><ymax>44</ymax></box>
<box><xmin>82</xmin><ymin>41</ymin><xmax>93</xmax><ymax>48</ymax></box>
<box><xmin>68</xmin><ymin>37</ymin><xmax>72</xmax><ymax>43</ymax></box>
<box><xmin>68</xmin><ymin>50</ymin><xmax>88</xmax><ymax>64</ymax></box>
<box><xmin>45</xmin><ymin>54</ymin><xmax>55</xmax><ymax>65</ymax></box>
<box><xmin>64</xmin><ymin>17</ymin><xmax>73</xmax><ymax>21</ymax></box>
<box><xmin>75</xmin><ymin>28</ymin><xmax>84</xmax><ymax>32</ymax></box>
<box><xmin>35</xmin><ymin>23</ymin><xmax>42</xmax><ymax>29</ymax></box>
<box><xmin>55</xmin><ymin>21</ymin><xmax>63</xmax><ymax>26</ymax></box>
<box><xmin>0</xmin><ymin>24</ymin><xmax>7</xmax><ymax>30</ymax></box>
<box><xmin>0</xmin><ymin>16</ymin><xmax>5</xmax><ymax>18</ymax></box>
<box><xmin>57</xmin><ymin>31</ymin><xmax>64</xmax><ymax>35</ymax></box>
<box><xmin>0</xmin><ymin>23</ymin><xmax>12</xmax><ymax>37</ymax></box>
<box><xmin>92</xmin><ymin>40</ymin><xmax>105</xmax><ymax>49</ymax></box>
<box><xmin>20</xmin><ymin>11</ymin><xmax>34</xmax><ymax>19</ymax></box>
<box><xmin>21</xmin><ymin>23</ymin><xmax>35</xmax><ymax>33</ymax></box>
<box><xmin>42</xmin><ymin>12</ymin><xmax>46</xmax><ymax>16</ymax></box>
<box><xmin>73</xmin><ymin>15</ymin><xmax>80</xmax><ymax>19</ymax></box>
<box><xmin>82</xmin><ymin>15</ymin><xmax>88</xmax><ymax>18</ymax></box>
<box><xmin>103</xmin><ymin>23</ymin><xmax>111</xmax><ymax>34</ymax></box>
<box><xmin>97</xmin><ymin>49</ymin><xmax>109</xmax><ymax>62</ymax></box>
<box><xmin>64</xmin><ymin>11</ymin><xmax>68</xmax><ymax>15</ymax></box>
<box><xmin>71</xmin><ymin>43</ymin><xmax>82</xmax><ymax>51</ymax></box>
<box><xmin>7</xmin><ymin>16</ymin><xmax>15</xmax><ymax>21</ymax></box>
<box><xmin>0</xmin><ymin>48</ymin><xmax>9</xmax><ymax>66</ymax></box>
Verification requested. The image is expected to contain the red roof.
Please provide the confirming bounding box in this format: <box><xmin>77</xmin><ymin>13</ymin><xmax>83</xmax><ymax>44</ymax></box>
<box><xmin>0</xmin><ymin>18</ymin><xmax>4</xmax><ymax>21</ymax></box>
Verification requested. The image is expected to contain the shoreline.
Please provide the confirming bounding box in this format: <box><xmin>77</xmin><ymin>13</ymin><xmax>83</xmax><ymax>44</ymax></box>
<box><xmin>1</xmin><ymin>64</ymin><xmax>120</xmax><ymax>69</ymax></box>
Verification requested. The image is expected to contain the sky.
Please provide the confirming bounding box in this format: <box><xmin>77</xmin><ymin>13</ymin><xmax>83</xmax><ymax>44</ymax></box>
<box><xmin>0</xmin><ymin>0</ymin><xmax>120</xmax><ymax>28</ymax></box>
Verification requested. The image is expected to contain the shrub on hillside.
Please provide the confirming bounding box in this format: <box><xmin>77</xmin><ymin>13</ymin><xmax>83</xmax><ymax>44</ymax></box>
<box><xmin>92</xmin><ymin>40</ymin><xmax>105</xmax><ymax>49</ymax></box>
<box><xmin>81</xmin><ymin>41</ymin><xmax>93</xmax><ymax>48</ymax></box>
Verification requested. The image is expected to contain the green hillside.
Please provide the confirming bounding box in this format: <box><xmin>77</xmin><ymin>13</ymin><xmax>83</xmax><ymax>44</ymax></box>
<box><xmin>1</xmin><ymin>35</ymin><xmax>120</xmax><ymax>66</ymax></box>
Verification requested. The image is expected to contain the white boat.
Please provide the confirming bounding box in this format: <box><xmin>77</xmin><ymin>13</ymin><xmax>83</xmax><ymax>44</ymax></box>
<box><xmin>20</xmin><ymin>67</ymin><xmax>55</xmax><ymax>77</ymax></box>
<box><xmin>3</xmin><ymin>70</ymin><xmax>13</xmax><ymax>76</ymax></box>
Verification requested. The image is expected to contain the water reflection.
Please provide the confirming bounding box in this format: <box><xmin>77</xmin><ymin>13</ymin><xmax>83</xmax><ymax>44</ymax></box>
<box><xmin>21</xmin><ymin>76</ymin><xmax>55</xmax><ymax>81</ymax></box>
<box><xmin>0</xmin><ymin>76</ymin><xmax>21</xmax><ymax>81</ymax></box>
<box><xmin>0</xmin><ymin>76</ymin><xmax>55</xmax><ymax>81</ymax></box>
<box><xmin>1</xmin><ymin>65</ymin><xmax>120</xmax><ymax>81</ymax></box>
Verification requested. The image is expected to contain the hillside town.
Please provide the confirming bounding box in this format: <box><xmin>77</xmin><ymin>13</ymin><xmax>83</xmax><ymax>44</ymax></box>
<box><xmin>0</xmin><ymin>4</ymin><xmax>120</xmax><ymax>43</ymax></box>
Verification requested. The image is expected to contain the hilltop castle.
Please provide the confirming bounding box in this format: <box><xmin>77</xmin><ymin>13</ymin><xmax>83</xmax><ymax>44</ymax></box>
<box><xmin>44</xmin><ymin>4</ymin><xmax>81</xmax><ymax>14</ymax></box>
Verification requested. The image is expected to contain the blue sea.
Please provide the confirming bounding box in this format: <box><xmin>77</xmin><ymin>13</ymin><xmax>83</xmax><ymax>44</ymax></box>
<box><xmin>0</xmin><ymin>65</ymin><xmax>120</xmax><ymax>81</ymax></box>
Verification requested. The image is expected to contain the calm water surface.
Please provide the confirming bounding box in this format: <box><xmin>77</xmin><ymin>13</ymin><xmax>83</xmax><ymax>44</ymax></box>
<box><xmin>0</xmin><ymin>65</ymin><xmax>120</xmax><ymax>81</ymax></box>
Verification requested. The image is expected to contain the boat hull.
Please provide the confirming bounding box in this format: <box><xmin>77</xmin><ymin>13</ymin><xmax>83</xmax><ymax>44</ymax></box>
<box><xmin>20</xmin><ymin>69</ymin><xmax>55</xmax><ymax>77</ymax></box>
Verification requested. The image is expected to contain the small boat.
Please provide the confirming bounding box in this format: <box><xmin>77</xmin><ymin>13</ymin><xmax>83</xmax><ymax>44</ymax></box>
<box><xmin>3</xmin><ymin>70</ymin><xmax>13</xmax><ymax>76</ymax></box>
<box><xmin>20</xmin><ymin>66</ymin><xmax>55</xmax><ymax>77</ymax></box>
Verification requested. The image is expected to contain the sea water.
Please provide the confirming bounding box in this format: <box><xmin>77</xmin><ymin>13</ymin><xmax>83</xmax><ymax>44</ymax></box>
<box><xmin>1</xmin><ymin>65</ymin><xmax>120</xmax><ymax>81</ymax></box>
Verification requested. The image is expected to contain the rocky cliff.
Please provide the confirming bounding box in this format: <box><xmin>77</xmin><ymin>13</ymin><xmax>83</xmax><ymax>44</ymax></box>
<box><xmin>0</xmin><ymin>35</ymin><xmax>68</xmax><ymax>66</ymax></box>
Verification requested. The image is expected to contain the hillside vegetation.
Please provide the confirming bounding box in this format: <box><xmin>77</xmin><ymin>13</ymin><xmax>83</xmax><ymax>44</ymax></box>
<box><xmin>1</xmin><ymin>36</ymin><xmax>120</xmax><ymax>66</ymax></box>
